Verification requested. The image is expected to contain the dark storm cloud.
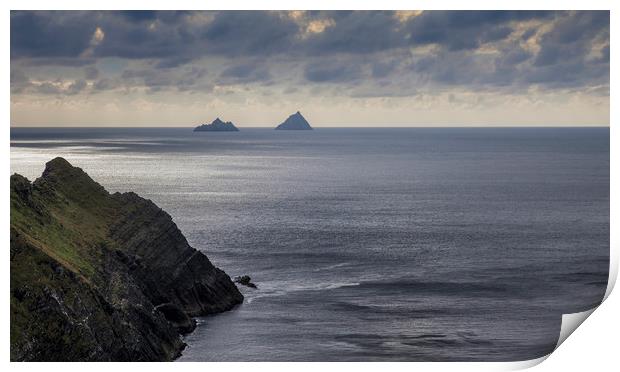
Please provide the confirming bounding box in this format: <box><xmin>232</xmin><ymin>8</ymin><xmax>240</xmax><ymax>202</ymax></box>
<box><xmin>154</xmin><ymin>56</ymin><xmax>194</xmax><ymax>69</ymax></box>
<box><xmin>11</xmin><ymin>11</ymin><xmax>97</xmax><ymax>58</ymax></box>
<box><xmin>92</xmin><ymin>14</ymin><xmax>195</xmax><ymax>60</ymax></box>
<box><xmin>406</xmin><ymin>11</ymin><xmax>555</xmax><ymax>51</ymax></box>
<box><xmin>118</xmin><ymin>10</ymin><xmax>158</xmax><ymax>22</ymax></box>
<box><xmin>498</xmin><ymin>46</ymin><xmax>532</xmax><ymax>67</ymax></box>
<box><xmin>371</xmin><ymin>60</ymin><xmax>399</xmax><ymax>79</ymax></box>
<box><xmin>304</xmin><ymin>62</ymin><xmax>363</xmax><ymax>83</ymax></box>
<box><xmin>408</xmin><ymin>52</ymin><xmax>486</xmax><ymax>86</ymax></box>
<box><xmin>9</xmin><ymin>10</ymin><xmax>557</xmax><ymax>60</ymax></box>
<box><xmin>176</xmin><ymin>66</ymin><xmax>210</xmax><ymax>91</ymax></box>
<box><xmin>304</xmin><ymin>11</ymin><xmax>404</xmax><ymax>54</ymax></box>
<box><xmin>10</xmin><ymin>10</ymin><xmax>610</xmax><ymax>95</ymax></box>
<box><xmin>10</xmin><ymin>10</ymin><xmax>196</xmax><ymax>62</ymax></box>
<box><xmin>202</xmin><ymin>11</ymin><xmax>300</xmax><ymax>56</ymax></box>
<box><xmin>11</xmin><ymin>10</ymin><xmax>298</xmax><ymax>62</ymax></box>
<box><xmin>524</xmin><ymin>11</ymin><xmax>609</xmax><ymax>88</ymax></box>
<box><xmin>534</xmin><ymin>11</ymin><xmax>609</xmax><ymax>66</ymax></box>
<box><xmin>219</xmin><ymin>63</ymin><xmax>272</xmax><ymax>83</ymax></box>
<box><xmin>21</xmin><ymin>57</ymin><xmax>97</xmax><ymax>67</ymax></box>
<box><xmin>121</xmin><ymin>68</ymin><xmax>175</xmax><ymax>89</ymax></box>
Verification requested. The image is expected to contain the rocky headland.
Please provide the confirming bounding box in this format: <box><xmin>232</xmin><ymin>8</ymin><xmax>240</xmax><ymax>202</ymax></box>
<box><xmin>10</xmin><ymin>157</ymin><xmax>243</xmax><ymax>361</ymax></box>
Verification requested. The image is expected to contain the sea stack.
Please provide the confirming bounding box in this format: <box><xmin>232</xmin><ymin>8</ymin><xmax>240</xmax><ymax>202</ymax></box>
<box><xmin>194</xmin><ymin>118</ymin><xmax>239</xmax><ymax>132</ymax></box>
<box><xmin>10</xmin><ymin>158</ymin><xmax>243</xmax><ymax>361</ymax></box>
<box><xmin>275</xmin><ymin>111</ymin><xmax>313</xmax><ymax>130</ymax></box>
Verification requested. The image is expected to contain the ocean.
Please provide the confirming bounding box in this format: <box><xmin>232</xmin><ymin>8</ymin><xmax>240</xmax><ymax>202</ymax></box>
<box><xmin>10</xmin><ymin>127</ymin><xmax>610</xmax><ymax>361</ymax></box>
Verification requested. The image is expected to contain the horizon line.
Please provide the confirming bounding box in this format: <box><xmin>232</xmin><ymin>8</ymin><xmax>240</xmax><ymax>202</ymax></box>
<box><xmin>10</xmin><ymin>125</ymin><xmax>611</xmax><ymax>129</ymax></box>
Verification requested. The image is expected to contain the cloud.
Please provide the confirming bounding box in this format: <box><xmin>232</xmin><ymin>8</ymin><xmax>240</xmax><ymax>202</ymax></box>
<box><xmin>21</xmin><ymin>57</ymin><xmax>96</xmax><ymax>66</ymax></box>
<box><xmin>371</xmin><ymin>60</ymin><xmax>399</xmax><ymax>78</ymax></box>
<box><xmin>305</xmin><ymin>11</ymin><xmax>404</xmax><ymax>54</ymax></box>
<box><xmin>66</xmin><ymin>79</ymin><xmax>87</xmax><ymax>95</ymax></box>
<box><xmin>93</xmin><ymin>78</ymin><xmax>116</xmax><ymax>91</ymax></box>
<box><xmin>121</xmin><ymin>68</ymin><xmax>175</xmax><ymax>91</ymax></box>
<box><xmin>406</xmin><ymin>11</ymin><xmax>555</xmax><ymax>51</ymax></box>
<box><xmin>10</xmin><ymin>69</ymin><xmax>30</xmax><ymax>93</ymax></box>
<box><xmin>84</xmin><ymin>66</ymin><xmax>100</xmax><ymax>79</ymax></box>
<box><xmin>304</xmin><ymin>62</ymin><xmax>362</xmax><ymax>83</ymax></box>
<box><xmin>219</xmin><ymin>63</ymin><xmax>271</xmax><ymax>83</ymax></box>
<box><xmin>534</xmin><ymin>11</ymin><xmax>609</xmax><ymax>67</ymax></box>
<box><xmin>11</xmin><ymin>11</ymin><xmax>97</xmax><ymax>58</ymax></box>
<box><xmin>10</xmin><ymin>10</ymin><xmax>610</xmax><ymax>99</ymax></box>
<box><xmin>154</xmin><ymin>56</ymin><xmax>194</xmax><ymax>69</ymax></box>
<box><xmin>202</xmin><ymin>11</ymin><xmax>299</xmax><ymax>56</ymax></box>
<box><xmin>80</xmin><ymin>27</ymin><xmax>105</xmax><ymax>57</ymax></box>
<box><xmin>599</xmin><ymin>45</ymin><xmax>610</xmax><ymax>63</ymax></box>
<box><xmin>118</xmin><ymin>10</ymin><xmax>158</xmax><ymax>22</ymax></box>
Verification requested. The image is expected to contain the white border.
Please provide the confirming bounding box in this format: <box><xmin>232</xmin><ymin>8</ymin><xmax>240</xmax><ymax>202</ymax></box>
<box><xmin>4</xmin><ymin>1</ymin><xmax>617</xmax><ymax>10</ymax></box>
<box><xmin>3</xmin><ymin>1</ymin><xmax>616</xmax><ymax>370</ymax></box>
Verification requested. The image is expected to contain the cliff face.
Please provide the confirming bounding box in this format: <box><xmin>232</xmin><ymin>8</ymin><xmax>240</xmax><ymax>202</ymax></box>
<box><xmin>10</xmin><ymin>157</ymin><xmax>243</xmax><ymax>361</ymax></box>
<box><xmin>275</xmin><ymin>111</ymin><xmax>313</xmax><ymax>130</ymax></box>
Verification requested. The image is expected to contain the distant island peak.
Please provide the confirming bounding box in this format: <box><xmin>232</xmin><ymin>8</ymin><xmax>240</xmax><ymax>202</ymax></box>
<box><xmin>275</xmin><ymin>111</ymin><xmax>313</xmax><ymax>130</ymax></box>
<box><xmin>194</xmin><ymin>118</ymin><xmax>239</xmax><ymax>132</ymax></box>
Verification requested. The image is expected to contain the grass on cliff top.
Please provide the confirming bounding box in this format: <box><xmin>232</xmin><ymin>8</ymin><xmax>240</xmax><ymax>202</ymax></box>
<box><xmin>10</xmin><ymin>176</ymin><xmax>122</xmax><ymax>280</ymax></box>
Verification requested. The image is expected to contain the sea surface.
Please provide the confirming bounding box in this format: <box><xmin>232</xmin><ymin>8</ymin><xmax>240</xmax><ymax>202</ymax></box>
<box><xmin>10</xmin><ymin>127</ymin><xmax>610</xmax><ymax>361</ymax></box>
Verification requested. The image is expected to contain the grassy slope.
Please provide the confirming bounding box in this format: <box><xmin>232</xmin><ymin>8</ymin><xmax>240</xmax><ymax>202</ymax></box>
<box><xmin>10</xmin><ymin>159</ymin><xmax>120</xmax><ymax>279</ymax></box>
<box><xmin>9</xmin><ymin>159</ymin><xmax>182</xmax><ymax>361</ymax></box>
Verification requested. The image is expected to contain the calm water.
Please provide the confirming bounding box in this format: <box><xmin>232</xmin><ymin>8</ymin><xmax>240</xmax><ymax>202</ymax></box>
<box><xmin>10</xmin><ymin>127</ymin><xmax>609</xmax><ymax>361</ymax></box>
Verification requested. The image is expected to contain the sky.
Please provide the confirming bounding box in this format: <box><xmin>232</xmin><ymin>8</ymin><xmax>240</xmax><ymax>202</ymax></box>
<box><xmin>10</xmin><ymin>10</ymin><xmax>610</xmax><ymax>127</ymax></box>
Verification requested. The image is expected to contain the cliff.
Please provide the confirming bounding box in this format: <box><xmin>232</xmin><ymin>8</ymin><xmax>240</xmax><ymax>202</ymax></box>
<box><xmin>275</xmin><ymin>111</ymin><xmax>313</xmax><ymax>130</ymax></box>
<box><xmin>194</xmin><ymin>118</ymin><xmax>239</xmax><ymax>132</ymax></box>
<box><xmin>10</xmin><ymin>157</ymin><xmax>243</xmax><ymax>361</ymax></box>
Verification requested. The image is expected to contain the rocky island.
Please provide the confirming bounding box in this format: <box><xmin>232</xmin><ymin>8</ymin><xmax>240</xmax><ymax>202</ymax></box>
<box><xmin>275</xmin><ymin>111</ymin><xmax>313</xmax><ymax>130</ymax></box>
<box><xmin>10</xmin><ymin>157</ymin><xmax>243</xmax><ymax>361</ymax></box>
<box><xmin>194</xmin><ymin>118</ymin><xmax>239</xmax><ymax>132</ymax></box>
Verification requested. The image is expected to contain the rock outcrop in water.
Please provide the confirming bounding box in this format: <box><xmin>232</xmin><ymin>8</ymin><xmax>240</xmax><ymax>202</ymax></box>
<box><xmin>10</xmin><ymin>157</ymin><xmax>243</xmax><ymax>361</ymax></box>
<box><xmin>233</xmin><ymin>275</ymin><xmax>257</xmax><ymax>289</ymax></box>
<box><xmin>275</xmin><ymin>111</ymin><xmax>313</xmax><ymax>130</ymax></box>
<box><xmin>194</xmin><ymin>118</ymin><xmax>239</xmax><ymax>132</ymax></box>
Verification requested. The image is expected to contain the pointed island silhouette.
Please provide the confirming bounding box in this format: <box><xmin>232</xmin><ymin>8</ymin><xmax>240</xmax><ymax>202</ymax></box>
<box><xmin>194</xmin><ymin>118</ymin><xmax>239</xmax><ymax>132</ymax></box>
<box><xmin>275</xmin><ymin>111</ymin><xmax>313</xmax><ymax>130</ymax></box>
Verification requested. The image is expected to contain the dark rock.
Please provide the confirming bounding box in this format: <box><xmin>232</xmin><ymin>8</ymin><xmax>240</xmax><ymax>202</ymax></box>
<box><xmin>275</xmin><ymin>111</ymin><xmax>313</xmax><ymax>130</ymax></box>
<box><xmin>155</xmin><ymin>303</ymin><xmax>196</xmax><ymax>334</ymax></box>
<box><xmin>194</xmin><ymin>118</ymin><xmax>239</xmax><ymax>132</ymax></box>
<box><xmin>10</xmin><ymin>157</ymin><xmax>243</xmax><ymax>361</ymax></box>
<box><xmin>234</xmin><ymin>275</ymin><xmax>257</xmax><ymax>289</ymax></box>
